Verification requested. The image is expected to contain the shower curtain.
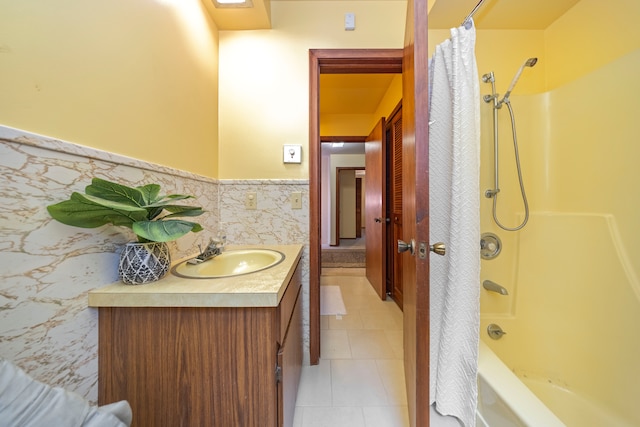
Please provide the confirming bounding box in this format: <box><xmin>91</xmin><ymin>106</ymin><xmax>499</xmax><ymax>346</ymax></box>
<box><xmin>428</xmin><ymin>20</ymin><xmax>481</xmax><ymax>427</ymax></box>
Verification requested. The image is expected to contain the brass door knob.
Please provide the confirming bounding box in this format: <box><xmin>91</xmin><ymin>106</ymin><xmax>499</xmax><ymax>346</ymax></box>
<box><xmin>430</xmin><ymin>242</ymin><xmax>446</xmax><ymax>256</ymax></box>
<box><xmin>397</xmin><ymin>239</ymin><xmax>415</xmax><ymax>255</ymax></box>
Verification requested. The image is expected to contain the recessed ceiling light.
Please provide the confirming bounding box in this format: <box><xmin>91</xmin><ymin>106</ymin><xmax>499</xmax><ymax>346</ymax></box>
<box><xmin>213</xmin><ymin>0</ymin><xmax>253</xmax><ymax>8</ymax></box>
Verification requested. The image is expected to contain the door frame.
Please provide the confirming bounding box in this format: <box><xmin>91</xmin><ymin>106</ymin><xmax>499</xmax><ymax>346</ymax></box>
<box><xmin>309</xmin><ymin>49</ymin><xmax>403</xmax><ymax>365</ymax></box>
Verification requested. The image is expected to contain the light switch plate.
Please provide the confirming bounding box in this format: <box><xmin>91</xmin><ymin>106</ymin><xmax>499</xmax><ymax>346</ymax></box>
<box><xmin>283</xmin><ymin>145</ymin><xmax>302</xmax><ymax>163</ymax></box>
<box><xmin>291</xmin><ymin>192</ymin><xmax>302</xmax><ymax>209</ymax></box>
<box><xmin>345</xmin><ymin>13</ymin><xmax>355</xmax><ymax>31</ymax></box>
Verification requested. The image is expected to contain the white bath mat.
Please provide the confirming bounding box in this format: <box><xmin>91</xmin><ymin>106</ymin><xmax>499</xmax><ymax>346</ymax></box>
<box><xmin>320</xmin><ymin>286</ymin><xmax>347</xmax><ymax>316</ymax></box>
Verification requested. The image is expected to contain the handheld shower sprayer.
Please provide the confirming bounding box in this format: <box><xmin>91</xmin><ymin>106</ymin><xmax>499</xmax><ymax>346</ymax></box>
<box><xmin>500</xmin><ymin>57</ymin><xmax>537</xmax><ymax>105</ymax></box>
<box><xmin>482</xmin><ymin>57</ymin><xmax>537</xmax><ymax>231</ymax></box>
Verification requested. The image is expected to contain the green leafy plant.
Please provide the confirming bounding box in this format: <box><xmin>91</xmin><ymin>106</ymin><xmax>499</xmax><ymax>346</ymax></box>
<box><xmin>47</xmin><ymin>177</ymin><xmax>204</xmax><ymax>243</ymax></box>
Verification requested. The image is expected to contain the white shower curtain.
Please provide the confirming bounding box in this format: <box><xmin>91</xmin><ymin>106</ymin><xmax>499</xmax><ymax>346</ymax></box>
<box><xmin>428</xmin><ymin>20</ymin><xmax>481</xmax><ymax>427</ymax></box>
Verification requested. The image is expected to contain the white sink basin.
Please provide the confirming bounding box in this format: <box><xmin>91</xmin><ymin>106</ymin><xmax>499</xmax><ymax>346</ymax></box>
<box><xmin>171</xmin><ymin>249</ymin><xmax>285</xmax><ymax>279</ymax></box>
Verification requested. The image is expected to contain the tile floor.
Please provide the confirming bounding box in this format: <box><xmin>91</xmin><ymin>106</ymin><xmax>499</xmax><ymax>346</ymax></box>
<box><xmin>293</xmin><ymin>268</ymin><xmax>410</xmax><ymax>427</ymax></box>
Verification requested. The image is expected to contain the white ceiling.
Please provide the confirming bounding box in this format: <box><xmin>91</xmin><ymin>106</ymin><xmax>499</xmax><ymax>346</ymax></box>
<box><xmin>322</xmin><ymin>143</ymin><xmax>366</xmax><ymax>155</ymax></box>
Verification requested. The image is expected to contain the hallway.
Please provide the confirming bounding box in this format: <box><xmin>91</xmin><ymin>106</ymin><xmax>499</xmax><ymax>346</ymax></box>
<box><xmin>294</xmin><ymin>268</ymin><xmax>409</xmax><ymax>426</ymax></box>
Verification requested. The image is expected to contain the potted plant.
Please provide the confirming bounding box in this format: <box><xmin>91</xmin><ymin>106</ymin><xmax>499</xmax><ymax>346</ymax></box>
<box><xmin>47</xmin><ymin>177</ymin><xmax>204</xmax><ymax>284</ymax></box>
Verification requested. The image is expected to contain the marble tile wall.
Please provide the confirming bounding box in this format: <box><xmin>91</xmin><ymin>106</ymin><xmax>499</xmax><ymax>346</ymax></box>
<box><xmin>219</xmin><ymin>180</ymin><xmax>310</xmax><ymax>362</ymax></box>
<box><xmin>0</xmin><ymin>126</ymin><xmax>309</xmax><ymax>403</ymax></box>
<box><xmin>0</xmin><ymin>126</ymin><xmax>221</xmax><ymax>402</ymax></box>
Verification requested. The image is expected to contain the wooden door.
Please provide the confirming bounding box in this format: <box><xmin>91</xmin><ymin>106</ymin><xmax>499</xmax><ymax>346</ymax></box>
<box><xmin>389</xmin><ymin>104</ymin><xmax>404</xmax><ymax>309</ymax></box>
<box><xmin>403</xmin><ymin>0</ymin><xmax>430</xmax><ymax>425</ymax></box>
<box><xmin>365</xmin><ymin>118</ymin><xmax>386</xmax><ymax>300</ymax></box>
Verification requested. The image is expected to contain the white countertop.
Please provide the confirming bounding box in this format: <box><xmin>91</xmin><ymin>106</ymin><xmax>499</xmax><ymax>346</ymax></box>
<box><xmin>88</xmin><ymin>244</ymin><xmax>303</xmax><ymax>308</ymax></box>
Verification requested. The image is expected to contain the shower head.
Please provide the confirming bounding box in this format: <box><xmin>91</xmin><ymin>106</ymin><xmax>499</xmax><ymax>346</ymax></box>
<box><xmin>502</xmin><ymin>57</ymin><xmax>538</xmax><ymax>101</ymax></box>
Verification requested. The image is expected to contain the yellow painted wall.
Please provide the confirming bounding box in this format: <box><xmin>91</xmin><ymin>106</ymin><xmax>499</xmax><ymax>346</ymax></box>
<box><xmin>0</xmin><ymin>0</ymin><xmax>220</xmax><ymax>178</ymax></box>
<box><xmin>544</xmin><ymin>0</ymin><xmax>640</xmax><ymax>90</ymax></box>
<box><xmin>320</xmin><ymin>114</ymin><xmax>376</xmax><ymax>136</ymax></box>
<box><xmin>217</xmin><ymin>1</ymin><xmax>407</xmax><ymax>179</ymax></box>
<box><xmin>320</xmin><ymin>74</ymin><xmax>403</xmax><ymax>137</ymax></box>
<box><xmin>371</xmin><ymin>74</ymin><xmax>403</xmax><ymax>129</ymax></box>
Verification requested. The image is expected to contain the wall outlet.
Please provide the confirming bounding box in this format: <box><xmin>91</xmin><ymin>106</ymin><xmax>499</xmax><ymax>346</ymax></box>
<box><xmin>245</xmin><ymin>192</ymin><xmax>257</xmax><ymax>210</ymax></box>
<box><xmin>291</xmin><ymin>192</ymin><xmax>302</xmax><ymax>209</ymax></box>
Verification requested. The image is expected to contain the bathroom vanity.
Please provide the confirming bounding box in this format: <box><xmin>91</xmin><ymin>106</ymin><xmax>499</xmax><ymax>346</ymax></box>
<box><xmin>89</xmin><ymin>245</ymin><xmax>303</xmax><ymax>427</ymax></box>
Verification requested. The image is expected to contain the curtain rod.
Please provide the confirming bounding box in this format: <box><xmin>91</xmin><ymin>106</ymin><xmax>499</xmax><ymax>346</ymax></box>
<box><xmin>461</xmin><ymin>0</ymin><xmax>488</xmax><ymax>26</ymax></box>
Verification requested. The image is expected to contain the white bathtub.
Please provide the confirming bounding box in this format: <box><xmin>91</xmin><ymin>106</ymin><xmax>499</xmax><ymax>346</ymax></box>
<box><xmin>476</xmin><ymin>340</ymin><xmax>565</xmax><ymax>427</ymax></box>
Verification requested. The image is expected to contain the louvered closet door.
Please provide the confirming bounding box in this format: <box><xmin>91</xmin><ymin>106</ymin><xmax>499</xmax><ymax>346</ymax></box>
<box><xmin>390</xmin><ymin>108</ymin><xmax>404</xmax><ymax>309</ymax></box>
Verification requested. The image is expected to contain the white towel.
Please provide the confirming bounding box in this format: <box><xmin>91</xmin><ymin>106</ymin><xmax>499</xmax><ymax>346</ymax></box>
<box><xmin>428</xmin><ymin>20</ymin><xmax>481</xmax><ymax>427</ymax></box>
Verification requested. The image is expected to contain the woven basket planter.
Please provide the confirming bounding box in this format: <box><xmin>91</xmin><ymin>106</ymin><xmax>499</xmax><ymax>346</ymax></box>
<box><xmin>118</xmin><ymin>242</ymin><xmax>171</xmax><ymax>285</ymax></box>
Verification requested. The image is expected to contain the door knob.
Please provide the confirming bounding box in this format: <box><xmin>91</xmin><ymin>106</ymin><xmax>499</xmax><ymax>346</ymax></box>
<box><xmin>430</xmin><ymin>242</ymin><xmax>446</xmax><ymax>256</ymax></box>
<box><xmin>397</xmin><ymin>239</ymin><xmax>415</xmax><ymax>255</ymax></box>
<box><xmin>374</xmin><ymin>217</ymin><xmax>391</xmax><ymax>224</ymax></box>
<box><xmin>374</xmin><ymin>217</ymin><xmax>382</xmax><ymax>223</ymax></box>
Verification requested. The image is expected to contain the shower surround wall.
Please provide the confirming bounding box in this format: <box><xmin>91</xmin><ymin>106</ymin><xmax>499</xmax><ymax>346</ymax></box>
<box><xmin>0</xmin><ymin>125</ymin><xmax>309</xmax><ymax>403</ymax></box>
<box><xmin>479</xmin><ymin>50</ymin><xmax>640</xmax><ymax>425</ymax></box>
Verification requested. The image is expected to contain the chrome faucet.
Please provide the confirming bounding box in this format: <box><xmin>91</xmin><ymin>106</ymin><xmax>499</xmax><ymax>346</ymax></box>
<box><xmin>187</xmin><ymin>236</ymin><xmax>226</xmax><ymax>264</ymax></box>
<box><xmin>482</xmin><ymin>280</ymin><xmax>509</xmax><ymax>295</ymax></box>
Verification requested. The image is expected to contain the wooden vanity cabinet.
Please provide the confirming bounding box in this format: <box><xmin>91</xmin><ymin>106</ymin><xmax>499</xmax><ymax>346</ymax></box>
<box><xmin>97</xmin><ymin>262</ymin><xmax>302</xmax><ymax>427</ymax></box>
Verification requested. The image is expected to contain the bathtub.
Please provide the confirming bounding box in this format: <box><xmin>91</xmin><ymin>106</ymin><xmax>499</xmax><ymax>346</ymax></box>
<box><xmin>478</xmin><ymin>213</ymin><xmax>640</xmax><ymax>426</ymax></box>
<box><xmin>476</xmin><ymin>340</ymin><xmax>565</xmax><ymax>427</ymax></box>
<box><xmin>477</xmin><ymin>339</ymin><xmax>638</xmax><ymax>427</ymax></box>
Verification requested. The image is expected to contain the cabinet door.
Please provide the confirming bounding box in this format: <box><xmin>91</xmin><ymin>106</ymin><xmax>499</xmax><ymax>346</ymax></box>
<box><xmin>98</xmin><ymin>306</ymin><xmax>278</xmax><ymax>427</ymax></box>
<box><xmin>277</xmin><ymin>283</ymin><xmax>302</xmax><ymax>427</ymax></box>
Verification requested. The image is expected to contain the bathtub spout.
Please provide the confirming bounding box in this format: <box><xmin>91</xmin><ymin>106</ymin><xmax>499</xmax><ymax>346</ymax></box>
<box><xmin>483</xmin><ymin>280</ymin><xmax>509</xmax><ymax>295</ymax></box>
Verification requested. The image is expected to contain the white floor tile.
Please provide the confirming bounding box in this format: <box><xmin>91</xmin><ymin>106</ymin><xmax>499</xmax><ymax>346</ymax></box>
<box><xmin>300</xmin><ymin>406</ymin><xmax>366</xmax><ymax>427</ymax></box>
<box><xmin>376</xmin><ymin>359</ymin><xmax>408</xmax><ymax>405</ymax></box>
<box><xmin>359</xmin><ymin>309</ymin><xmax>403</xmax><ymax>330</ymax></box>
<box><xmin>320</xmin><ymin>314</ymin><xmax>329</xmax><ymax>330</ymax></box>
<box><xmin>342</xmin><ymin>292</ymin><xmax>385</xmax><ymax>310</ymax></box>
<box><xmin>331</xmin><ymin>359</ymin><xmax>388</xmax><ymax>406</ymax></box>
<box><xmin>298</xmin><ymin>270</ymin><xmax>408</xmax><ymax>427</ymax></box>
<box><xmin>362</xmin><ymin>406</ymin><xmax>410</xmax><ymax>427</ymax></box>
<box><xmin>296</xmin><ymin>359</ymin><xmax>332</xmax><ymax>406</ymax></box>
<box><xmin>339</xmin><ymin>280</ymin><xmax>375</xmax><ymax>296</ymax></box>
<box><xmin>320</xmin><ymin>329</ymin><xmax>352</xmax><ymax>359</ymax></box>
<box><xmin>384</xmin><ymin>330</ymin><xmax>404</xmax><ymax>359</ymax></box>
<box><xmin>327</xmin><ymin>312</ymin><xmax>364</xmax><ymax>330</ymax></box>
<box><xmin>348</xmin><ymin>329</ymin><xmax>398</xmax><ymax>359</ymax></box>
